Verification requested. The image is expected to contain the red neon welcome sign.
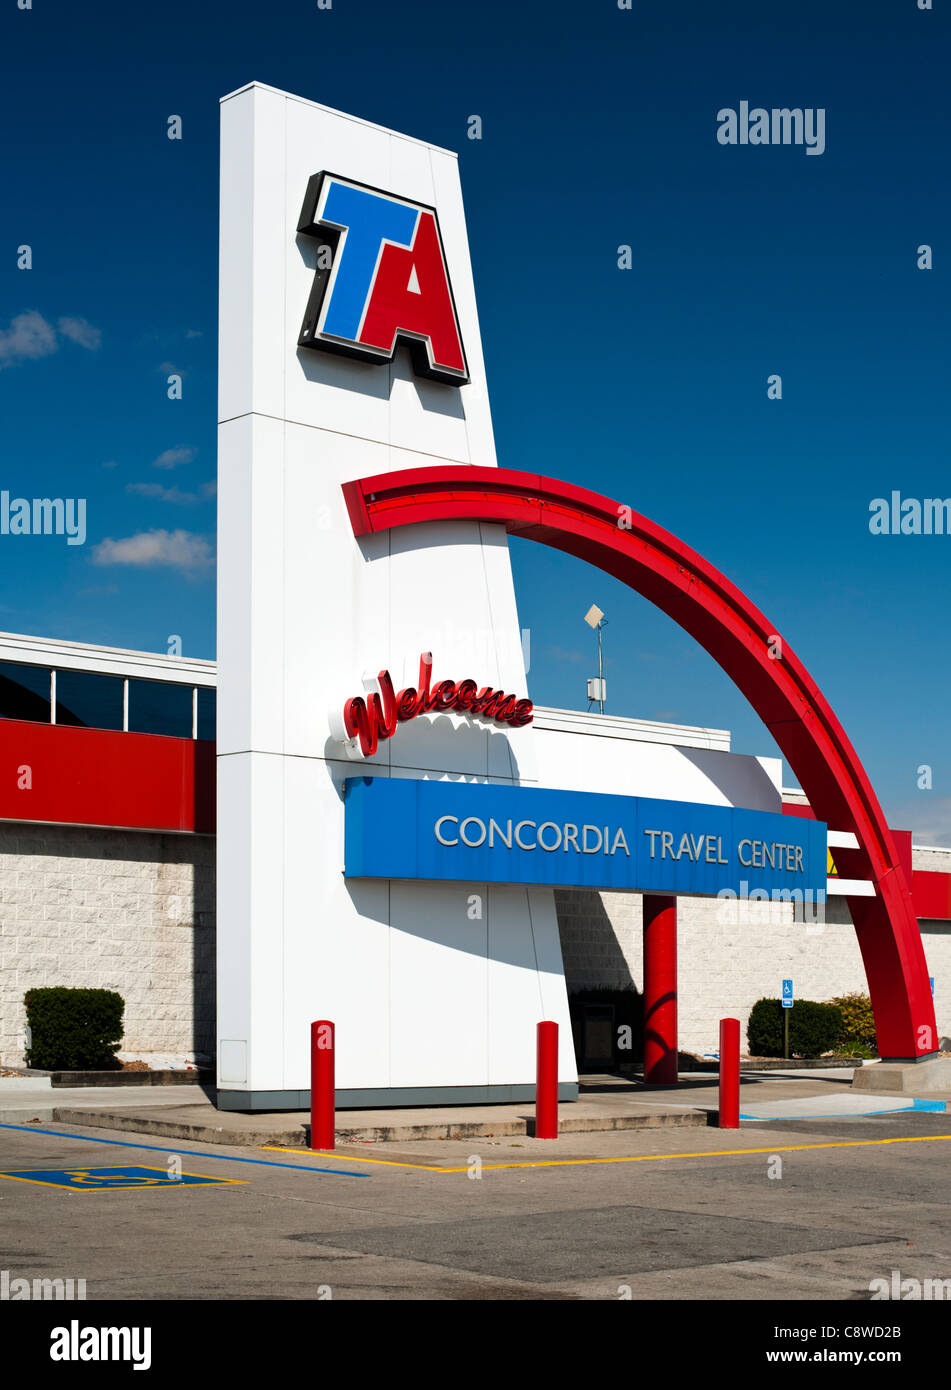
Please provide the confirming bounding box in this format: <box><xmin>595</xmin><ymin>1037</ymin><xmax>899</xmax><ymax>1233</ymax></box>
<box><xmin>341</xmin><ymin>652</ymin><xmax>533</xmax><ymax>758</ymax></box>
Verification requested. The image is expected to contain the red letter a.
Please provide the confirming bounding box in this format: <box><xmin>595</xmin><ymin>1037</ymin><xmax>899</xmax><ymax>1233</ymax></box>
<box><xmin>358</xmin><ymin>211</ymin><xmax>467</xmax><ymax>381</ymax></box>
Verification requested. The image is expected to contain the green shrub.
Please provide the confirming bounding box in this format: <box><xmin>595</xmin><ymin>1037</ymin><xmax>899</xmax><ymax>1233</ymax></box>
<box><xmin>747</xmin><ymin>998</ymin><xmax>783</xmax><ymax>1056</ymax></box>
<box><xmin>828</xmin><ymin>992</ymin><xmax>876</xmax><ymax>1051</ymax></box>
<box><xmin>747</xmin><ymin>998</ymin><xmax>843</xmax><ymax>1058</ymax></box>
<box><xmin>834</xmin><ymin>1040</ymin><xmax>874</xmax><ymax>1060</ymax></box>
<box><xmin>24</xmin><ymin>987</ymin><xmax>124</xmax><ymax>1070</ymax></box>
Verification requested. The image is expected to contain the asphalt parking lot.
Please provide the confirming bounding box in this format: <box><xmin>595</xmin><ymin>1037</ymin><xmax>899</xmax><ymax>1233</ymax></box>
<box><xmin>3</xmin><ymin>1108</ymin><xmax>951</xmax><ymax>1304</ymax></box>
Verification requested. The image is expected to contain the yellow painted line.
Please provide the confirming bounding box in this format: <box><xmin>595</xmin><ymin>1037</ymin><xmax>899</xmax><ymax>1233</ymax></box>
<box><xmin>266</xmin><ymin>1133</ymin><xmax>951</xmax><ymax>1174</ymax></box>
<box><xmin>0</xmin><ymin>1173</ymin><xmax>83</xmax><ymax>1190</ymax></box>
<box><xmin>452</xmin><ymin>1133</ymin><xmax>951</xmax><ymax>1172</ymax></box>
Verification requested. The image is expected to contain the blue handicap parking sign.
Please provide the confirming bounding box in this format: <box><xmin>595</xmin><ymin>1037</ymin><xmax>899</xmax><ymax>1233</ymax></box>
<box><xmin>0</xmin><ymin>1165</ymin><xmax>242</xmax><ymax>1191</ymax></box>
<box><xmin>782</xmin><ymin>978</ymin><xmax>794</xmax><ymax>1008</ymax></box>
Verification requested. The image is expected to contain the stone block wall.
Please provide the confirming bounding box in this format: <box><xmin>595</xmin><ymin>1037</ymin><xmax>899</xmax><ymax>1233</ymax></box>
<box><xmin>3</xmin><ymin>821</ymin><xmax>949</xmax><ymax>1070</ymax></box>
<box><xmin>0</xmin><ymin>823</ymin><xmax>215</xmax><ymax>1068</ymax></box>
<box><xmin>555</xmin><ymin>885</ymin><xmax>951</xmax><ymax>1057</ymax></box>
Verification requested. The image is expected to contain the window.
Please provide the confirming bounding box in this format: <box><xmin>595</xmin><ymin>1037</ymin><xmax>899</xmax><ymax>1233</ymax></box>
<box><xmin>0</xmin><ymin>662</ymin><xmax>51</xmax><ymax>723</ymax></box>
<box><xmin>128</xmin><ymin>679</ymin><xmax>193</xmax><ymax>738</ymax></box>
<box><xmin>0</xmin><ymin>663</ymin><xmax>213</xmax><ymax>739</ymax></box>
<box><xmin>196</xmin><ymin>687</ymin><xmax>216</xmax><ymax>741</ymax></box>
<box><xmin>55</xmin><ymin>670</ymin><xmax>124</xmax><ymax>731</ymax></box>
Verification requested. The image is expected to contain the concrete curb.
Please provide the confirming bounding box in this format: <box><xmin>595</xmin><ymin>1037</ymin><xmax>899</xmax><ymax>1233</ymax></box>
<box><xmin>7</xmin><ymin>1069</ymin><xmax>212</xmax><ymax>1088</ymax></box>
<box><xmin>52</xmin><ymin>1105</ymin><xmax>707</xmax><ymax>1147</ymax></box>
<box><xmin>620</xmin><ymin>1058</ymin><xmax>862</xmax><ymax>1075</ymax></box>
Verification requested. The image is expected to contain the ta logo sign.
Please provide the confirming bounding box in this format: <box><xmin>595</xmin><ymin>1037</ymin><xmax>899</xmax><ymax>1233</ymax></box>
<box><xmin>297</xmin><ymin>173</ymin><xmax>469</xmax><ymax>386</ymax></box>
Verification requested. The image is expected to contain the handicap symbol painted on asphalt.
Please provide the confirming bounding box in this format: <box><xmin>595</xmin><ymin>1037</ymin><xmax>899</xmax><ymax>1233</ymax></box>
<box><xmin>0</xmin><ymin>1165</ymin><xmax>245</xmax><ymax>1191</ymax></box>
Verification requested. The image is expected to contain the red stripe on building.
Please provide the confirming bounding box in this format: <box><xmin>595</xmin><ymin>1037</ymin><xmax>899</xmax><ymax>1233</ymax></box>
<box><xmin>0</xmin><ymin>719</ymin><xmax>215</xmax><ymax>833</ymax></box>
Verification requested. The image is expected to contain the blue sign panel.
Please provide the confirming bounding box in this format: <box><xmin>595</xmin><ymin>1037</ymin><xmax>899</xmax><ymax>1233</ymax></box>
<box><xmin>344</xmin><ymin>779</ymin><xmax>827</xmax><ymax>898</ymax></box>
<box><xmin>782</xmin><ymin>978</ymin><xmax>794</xmax><ymax>1008</ymax></box>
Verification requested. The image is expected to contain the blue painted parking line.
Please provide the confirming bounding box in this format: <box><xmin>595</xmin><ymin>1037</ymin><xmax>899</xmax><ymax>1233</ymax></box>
<box><xmin>0</xmin><ymin>1123</ymin><xmax>366</xmax><ymax>1177</ymax></box>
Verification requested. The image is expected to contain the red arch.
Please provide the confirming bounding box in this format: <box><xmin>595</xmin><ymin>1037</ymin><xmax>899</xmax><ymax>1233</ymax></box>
<box><xmin>343</xmin><ymin>465</ymin><xmax>936</xmax><ymax>1062</ymax></box>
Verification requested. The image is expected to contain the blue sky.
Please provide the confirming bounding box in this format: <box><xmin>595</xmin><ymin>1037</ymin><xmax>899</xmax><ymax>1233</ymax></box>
<box><xmin>1</xmin><ymin>0</ymin><xmax>949</xmax><ymax>839</ymax></box>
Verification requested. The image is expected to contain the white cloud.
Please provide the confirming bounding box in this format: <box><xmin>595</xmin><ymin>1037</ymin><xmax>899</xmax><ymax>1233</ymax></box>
<box><xmin>126</xmin><ymin>479</ymin><xmax>215</xmax><ymax>505</ymax></box>
<box><xmin>548</xmin><ymin>644</ymin><xmax>586</xmax><ymax>665</ymax></box>
<box><xmin>57</xmin><ymin>316</ymin><xmax>102</xmax><ymax>350</ymax></box>
<box><xmin>77</xmin><ymin>583</ymin><xmax>120</xmax><ymax>597</ymax></box>
<box><xmin>127</xmin><ymin>482</ymin><xmax>198</xmax><ymax>505</ymax></box>
<box><xmin>0</xmin><ymin>310</ymin><xmax>58</xmax><ymax>368</ymax></box>
<box><xmin>153</xmin><ymin>446</ymin><xmax>197</xmax><ymax>470</ymax></box>
<box><xmin>0</xmin><ymin>310</ymin><xmax>102</xmax><ymax>369</ymax></box>
<box><xmin>92</xmin><ymin>529</ymin><xmax>215</xmax><ymax>573</ymax></box>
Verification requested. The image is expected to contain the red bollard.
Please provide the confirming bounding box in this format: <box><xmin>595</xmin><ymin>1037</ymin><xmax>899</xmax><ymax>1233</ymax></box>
<box><xmin>536</xmin><ymin>1020</ymin><xmax>559</xmax><ymax>1139</ymax></box>
<box><xmin>718</xmin><ymin>1017</ymin><xmax>740</xmax><ymax>1129</ymax></box>
<box><xmin>310</xmin><ymin>1019</ymin><xmax>335</xmax><ymax>1150</ymax></box>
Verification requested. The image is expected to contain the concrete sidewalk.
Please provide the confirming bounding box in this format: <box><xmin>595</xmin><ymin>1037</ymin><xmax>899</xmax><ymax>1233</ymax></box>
<box><xmin>0</xmin><ymin>1066</ymin><xmax>885</xmax><ymax>1147</ymax></box>
<box><xmin>0</xmin><ymin>1076</ymin><xmax>210</xmax><ymax>1124</ymax></box>
<box><xmin>49</xmin><ymin>1088</ymin><xmax>708</xmax><ymax>1147</ymax></box>
<box><xmin>10</xmin><ymin>1065</ymin><xmax>935</xmax><ymax>1149</ymax></box>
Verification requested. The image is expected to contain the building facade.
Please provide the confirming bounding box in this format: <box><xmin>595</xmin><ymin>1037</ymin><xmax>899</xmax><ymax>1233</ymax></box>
<box><xmin>1</xmin><ymin>632</ymin><xmax>948</xmax><ymax>1073</ymax></box>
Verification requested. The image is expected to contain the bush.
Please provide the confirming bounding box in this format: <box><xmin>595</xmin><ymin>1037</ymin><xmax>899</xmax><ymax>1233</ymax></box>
<box><xmin>747</xmin><ymin>998</ymin><xmax>843</xmax><ymax>1058</ymax></box>
<box><xmin>828</xmin><ymin>992</ymin><xmax>876</xmax><ymax>1052</ymax></box>
<box><xmin>24</xmin><ymin>987</ymin><xmax>124</xmax><ymax>1070</ymax></box>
